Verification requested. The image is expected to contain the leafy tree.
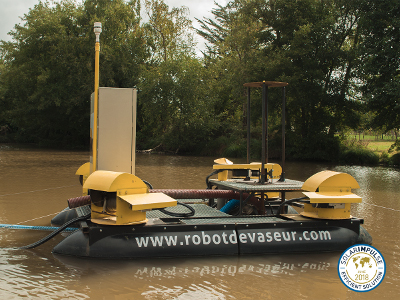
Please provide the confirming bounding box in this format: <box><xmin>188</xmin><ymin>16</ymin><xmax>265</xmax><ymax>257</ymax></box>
<box><xmin>250</xmin><ymin>0</ymin><xmax>365</xmax><ymax>160</ymax></box>
<box><xmin>143</xmin><ymin>0</ymin><xmax>194</xmax><ymax>63</ymax></box>
<box><xmin>0</xmin><ymin>0</ymin><xmax>397</xmax><ymax>163</ymax></box>
<box><xmin>197</xmin><ymin>0</ymin><xmax>364</xmax><ymax>160</ymax></box>
<box><xmin>137</xmin><ymin>56</ymin><xmax>214</xmax><ymax>153</ymax></box>
<box><xmin>137</xmin><ymin>0</ymin><xmax>213</xmax><ymax>154</ymax></box>
<box><xmin>0</xmin><ymin>0</ymin><xmax>146</xmax><ymax>148</ymax></box>
<box><xmin>196</xmin><ymin>1</ymin><xmax>265</xmax><ymax>157</ymax></box>
<box><xmin>82</xmin><ymin>0</ymin><xmax>146</xmax><ymax>87</ymax></box>
<box><xmin>0</xmin><ymin>0</ymin><xmax>90</xmax><ymax>147</ymax></box>
<box><xmin>359</xmin><ymin>0</ymin><xmax>400</xmax><ymax>134</ymax></box>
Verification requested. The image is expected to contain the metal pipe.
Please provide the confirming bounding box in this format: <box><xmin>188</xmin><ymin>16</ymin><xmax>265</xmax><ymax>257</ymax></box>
<box><xmin>92</xmin><ymin>22</ymin><xmax>102</xmax><ymax>172</ymax></box>
<box><xmin>247</xmin><ymin>87</ymin><xmax>251</xmax><ymax>164</ymax></box>
<box><xmin>261</xmin><ymin>82</ymin><xmax>266</xmax><ymax>183</ymax></box>
<box><xmin>280</xmin><ymin>86</ymin><xmax>286</xmax><ymax>181</ymax></box>
<box><xmin>266</xmin><ymin>83</ymin><xmax>269</xmax><ymax>165</ymax></box>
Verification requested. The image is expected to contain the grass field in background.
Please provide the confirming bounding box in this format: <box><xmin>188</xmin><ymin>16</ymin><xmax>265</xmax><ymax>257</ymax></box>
<box><xmin>366</xmin><ymin>141</ymin><xmax>394</xmax><ymax>154</ymax></box>
<box><xmin>350</xmin><ymin>134</ymin><xmax>397</xmax><ymax>141</ymax></box>
<box><xmin>347</xmin><ymin>133</ymin><xmax>398</xmax><ymax>156</ymax></box>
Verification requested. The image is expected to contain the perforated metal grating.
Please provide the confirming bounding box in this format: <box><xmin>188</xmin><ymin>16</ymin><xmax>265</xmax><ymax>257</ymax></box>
<box><xmin>209</xmin><ymin>179</ymin><xmax>304</xmax><ymax>192</ymax></box>
<box><xmin>181</xmin><ymin>216</ymin><xmax>284</xmax><ymax>225</ymax></box>
<box><xmin>146</xmin><ymin>203</ymin><xmax>285</xmax><ymax>224</ymax></box>
<box><xmin>76</xmin><ymin>205</ymin><xmax>91</xmax><ymax>217</ymax></box>
<box><xmin>146</xmin><ymin>203</ymin><xmax>228</xmax><ymax>218</ymax></box>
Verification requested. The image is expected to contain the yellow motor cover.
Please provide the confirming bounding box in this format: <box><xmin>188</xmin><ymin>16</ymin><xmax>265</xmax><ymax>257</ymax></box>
<box><xmin>301</xmin><ymin>170</ymin><xmax>361</xmax><ymax>220</ymax></box>
<box><xmin>83</xmin><ymin>171</ymin><xmax>176</xmax><ymax>225</ymax></box>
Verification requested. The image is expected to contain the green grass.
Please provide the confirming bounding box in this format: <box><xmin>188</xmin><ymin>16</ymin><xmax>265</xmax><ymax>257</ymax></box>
<box><xmin>350</xmin><ymin>133</ymin><xmax>397</xmax><ymax>141</ymax></box>
<box><xmin>366</xmin><ymin>141</ymin><xmax>394</xmax><ymax>154</ymax></box>
<box><xmin>341</xmin><ymin>133</ymin><xmax>400</xmax><ymax>165</ymax></box>
<box><xmin>345</xmin><ymin>133</ymin><xmax>398</xmax><ymax>155</ymax></box>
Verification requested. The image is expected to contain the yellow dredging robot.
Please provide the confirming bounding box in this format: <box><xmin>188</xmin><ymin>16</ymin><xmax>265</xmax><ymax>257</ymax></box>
<box><xmin>49</xmin><ymin>23</ymin><xmax>372</xmax><ymax>259</ymax></box>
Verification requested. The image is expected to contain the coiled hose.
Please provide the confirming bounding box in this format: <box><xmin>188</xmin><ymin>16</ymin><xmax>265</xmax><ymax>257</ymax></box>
<box><xmin>158</xmin><ymin>202</ymin><xmax>195</xmax><ymax>217</ymax></box>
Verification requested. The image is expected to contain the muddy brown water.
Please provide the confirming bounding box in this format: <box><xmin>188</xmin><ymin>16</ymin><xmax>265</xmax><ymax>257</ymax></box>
<box><xmin>0</xmin><ymin>146</ymin><xmax>399</xmax><ymax>299</ymax></box>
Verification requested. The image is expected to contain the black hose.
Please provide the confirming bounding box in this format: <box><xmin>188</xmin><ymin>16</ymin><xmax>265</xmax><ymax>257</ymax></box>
<box><xmin>143</xmin><ymin>180</ymin><xmax>194</xmax><ymax>217</ymax></box>
<box><xmin>158</xmin><ymin>202</ymin><xmax>195</xmax><ymax>218</ymax></box>
<box><xmin>18</xmin><ymin>212</ymin><xmax>91</xmax><ymax>249</ymax></box>
<box><xmin>206</xmin><ymin>169</ymin><xmax>224</xmax><ymax>189</ymax></box>
<box><xmin>275</xmin><ymin>197</ymin><xmax>309</xmax><ymax>217</ymax></box>
<box><xmin>267</xmin><ymin>201</ymin><xmax>275</xmax><ymax>215</ymax></box>
<box><xmin>143</xmin><ymin>180</ymin><xmax>153</xmax><ymax>190</ymax></box>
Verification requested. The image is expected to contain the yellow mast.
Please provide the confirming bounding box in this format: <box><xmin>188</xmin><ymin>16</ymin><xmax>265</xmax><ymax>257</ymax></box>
<box><xmin>92</xmin><ymin>22</ymin><xmax>102</xmax><ymax>172</ymax></box>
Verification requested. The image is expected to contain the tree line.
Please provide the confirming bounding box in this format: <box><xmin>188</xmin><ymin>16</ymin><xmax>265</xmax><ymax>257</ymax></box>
<box><xmin>0</xmin><ymin>0</ymin><xmax>399</xmax><ymax>162</ymax></box>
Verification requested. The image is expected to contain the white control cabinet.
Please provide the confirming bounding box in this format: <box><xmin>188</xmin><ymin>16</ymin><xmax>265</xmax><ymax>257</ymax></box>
<box><xmin>90</xmin><ymin>87</ymin><xmax>137</xmax><ymax>174</ymax></box>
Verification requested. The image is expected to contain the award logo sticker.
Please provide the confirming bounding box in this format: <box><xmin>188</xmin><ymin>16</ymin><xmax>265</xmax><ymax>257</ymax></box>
<box><xmin>338</xmin><ymin>244</ymin><xmax>386</xmax><ymax>292</ymax></box>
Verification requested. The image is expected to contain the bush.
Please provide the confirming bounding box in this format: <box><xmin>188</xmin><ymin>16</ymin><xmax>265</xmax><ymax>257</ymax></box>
<box><xmin>390</xmin><ymin>153</ymin><xmax>400</xmax><ymax>166</ymax></box>
<box><xmin>223</xmin><ymin>141</ymin><xmax>247</xmax><ymax>158</ymax></box>
<box><xmin>339</xmin><ymin>142</ymin><xmax>379</xmax><ymax>165</ymax></box>
<box><xmin>379</xmin><ymin>151</ymin><xmax>391</xmax><ymax>165</ymax></box>
<box><xmin>286</xmin><ymin>132</ymin><xmax>341</xmax><ymax>162</ymax></box>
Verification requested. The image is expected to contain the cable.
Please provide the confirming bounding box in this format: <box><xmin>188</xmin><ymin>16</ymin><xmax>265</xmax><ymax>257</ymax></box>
<box><xmin>14</xmin><ymin>211</ymin><xmax>60</xmax><ymax>225</ymax></box>
<box><xmin>205</xmin><ymin>169</ymin><xmax>224</xmax><ymax>207</ymax></box>
<box><xmin>0</xmin><ymin>185</ymin><xmax>78</xmax><ymax>197</ymax></box>
<box><xmin>206</xmin><ymin>169</ymin><xmax>224</xmax><ymax>189</ymax></box>
<box><xmin>275</xmin><ymin>197</ymin><xmax>309</xmax><ymax>217</ymax></box>
<box><xmin>158</xmin><ymin>202</ymin><xmax>195</xmax><ymax>218</ymax></box>
<box><xmin>142</xmin><ymin>180</ymin><xmax>153</xmax><ymax>190</ymax></box>
<box><xmin>361</xmin><ymin>202</ymin><xmax>400</xmax><ymax>212</ymax></box>
<box><xmin>17</xmin><ymin>212</ymin><xmax>91</xmax><ymax>249</ymax></box>
<box><xmin>0</xmin><ymin>224</ymin><xmax>77</xmax><ymax>232</ymax></box>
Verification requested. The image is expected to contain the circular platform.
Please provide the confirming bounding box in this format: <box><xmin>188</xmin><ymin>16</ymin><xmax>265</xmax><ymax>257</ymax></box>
<box><xmin>243</xmin><ymin>81</ymin><xmax>288</xmax><ymax>88</ymax></box>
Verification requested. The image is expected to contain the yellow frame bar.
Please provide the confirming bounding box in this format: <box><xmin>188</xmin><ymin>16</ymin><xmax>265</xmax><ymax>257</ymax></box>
<box><xmin>92</xmin><ymin>41</ymin><xmax>100</xmax><ymax>172</ymax></box>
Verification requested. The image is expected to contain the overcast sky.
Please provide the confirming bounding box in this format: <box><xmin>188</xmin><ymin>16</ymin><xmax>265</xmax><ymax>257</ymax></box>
<box><xmin>0</xmin><ymin>0</ymin><xmax>228</xmax><ymax>52</ymax></box>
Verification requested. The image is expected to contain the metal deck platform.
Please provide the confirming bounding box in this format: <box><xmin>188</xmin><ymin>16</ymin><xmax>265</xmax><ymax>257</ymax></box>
<box><xmin>181</xmin><ymin>216</ymin><xmax>284</xmax><ymax>225</ymax></box>
<box><xmin>209</xmin><ymin>178</ymin><xmax>304</xmax><ymax>192</ymax></box>
<box><xmin>147</xmin><ymin>203</ymin><xmax>228</xmax><ymax>218</ymax></box>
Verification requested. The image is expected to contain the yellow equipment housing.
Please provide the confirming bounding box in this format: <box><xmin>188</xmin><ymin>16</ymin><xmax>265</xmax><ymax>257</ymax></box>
<box><xmin>83</xmin><ymin>170</ymin><xmax>177</xmax><ymax>225</ymax></box>
<box><xmin>213</xmin><ymin>158</ymin><xmax>282</xmax><ymax>181</ymax></box>
<box><xmin>301</xmin><ymin>170</ymin><xmax>361</xmax><ymax>220</ymax></box>
<box><xmin>76</xmin><ymin>162</ymin><xmax>91</xmax><ymax>195</ymax></box>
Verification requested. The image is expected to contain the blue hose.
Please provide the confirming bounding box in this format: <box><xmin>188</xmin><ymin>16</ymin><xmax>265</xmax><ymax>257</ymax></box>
<box><xmin>220</xmin><ymin>199</ymin><xmax>240</xmax><ymax>213</ymax></box>
<box><xmin>0</xmin><ymin>224</ymin><xmax>77</xmax><ymax>232</ymax></box>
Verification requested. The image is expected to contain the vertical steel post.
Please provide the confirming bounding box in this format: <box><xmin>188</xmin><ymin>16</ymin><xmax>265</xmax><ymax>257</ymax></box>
<box><xmin>92</xmin><ymin>22</ymin><xmax>102</xmax><ymax>172</ymax></box>
<box><xmin>247</xmin><ymin>87</ymin><xmax>251</xmax><ymax>164</ymax></box>
<box><xmin>261</xmin><ymin>82</ymin><xmax>266</xmax><ymax>183</ymax></box>
<box><xmin>280</xmin><ymin>86</ymin><xmax>286</xmax><ymax>181</ymax></box>
<box><xmin>266</xmin><ymin>83</ymin><xmax>269</xmax><ymax>165</ymax></box>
